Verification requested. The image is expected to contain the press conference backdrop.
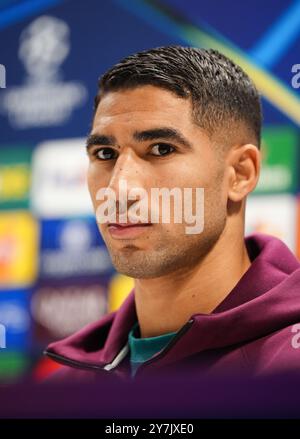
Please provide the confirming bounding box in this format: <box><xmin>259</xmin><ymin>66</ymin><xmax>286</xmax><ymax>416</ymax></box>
<box><xmin>0</xmin><ymin>0</ymin><xmax>300</xmax><ymax>383</ymax></box>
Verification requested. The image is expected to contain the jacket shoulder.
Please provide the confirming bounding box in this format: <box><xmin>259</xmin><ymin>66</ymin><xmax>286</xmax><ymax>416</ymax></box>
<box><xmin>242</xmin><ymin>323</ymin><xmax>300</xmax><ymax>376</ymax></box>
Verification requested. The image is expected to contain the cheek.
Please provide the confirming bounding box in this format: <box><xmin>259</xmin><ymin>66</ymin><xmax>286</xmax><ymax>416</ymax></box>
<box><xmin>87</xmin><ymin>173</ymin><xmax>106</xmax><ymax>215</ymax></box>
<box><xmin>87</xmin><ymin>164</ymin><xmax>106</xmax><ymax>198</ymax></box>
<box><xmin>170</xmin><ymin>158</ymin><xmax>209</xmax><ymax>190</ymax></box>
<box><xmin>86</xmin><ymin>169</ymin><xmax>97</xmax><ymax>201</ymax></box>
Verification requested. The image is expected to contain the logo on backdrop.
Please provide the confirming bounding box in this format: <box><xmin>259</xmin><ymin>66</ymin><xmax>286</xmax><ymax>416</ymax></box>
<box><xmin>0</xmin><ymin>290</ymin><xmax>32</xmax><ymax>351</ymax></box>
<box><xmin>31</xmin><ymin>284</ymin><xmax>107</xmax><ymax>338</ymax></box>
<box><xmin>0</xmin><ymin>15</ymin><xmax>87</xmax><ymax>128</ymax></box>
<box><xmin>40</xmin><ymin>218</ymin><xmax>113</xmax><ymax>279</ymax></box>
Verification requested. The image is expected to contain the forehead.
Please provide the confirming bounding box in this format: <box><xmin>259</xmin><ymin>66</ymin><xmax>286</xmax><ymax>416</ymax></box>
<box><xmin>92</xmin><ymin>85</ymin><xmax>195</xmax><ymax>133</ymax></box>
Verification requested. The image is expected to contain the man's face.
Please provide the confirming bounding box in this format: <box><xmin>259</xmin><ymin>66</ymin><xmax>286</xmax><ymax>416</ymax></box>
<box><xmin>87</xmin><ymin>85</ymin><xmax>228</xmax><ymax>278</ymax></box>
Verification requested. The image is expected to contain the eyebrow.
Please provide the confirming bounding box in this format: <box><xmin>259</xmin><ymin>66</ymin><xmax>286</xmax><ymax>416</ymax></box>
<box><xmin>86</xmin><ymin>134</ymin><xmax>116</xmax><ymax>151</ymax></box>
<box><xmin>133</xmin><ymin>127</ymin><xmax>192</xmax><ymax>150</ymax></box>
<box><xmin>86</xmin><ymin>127</ymin><xmax>193</xmax><ymax>151</ymax></box>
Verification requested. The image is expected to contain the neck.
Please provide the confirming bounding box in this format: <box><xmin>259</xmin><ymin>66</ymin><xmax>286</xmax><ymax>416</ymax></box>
<box><xmin>134</xmin><ymin>225</ymin><xmax>251</xmax><ymax>338</ymax></box>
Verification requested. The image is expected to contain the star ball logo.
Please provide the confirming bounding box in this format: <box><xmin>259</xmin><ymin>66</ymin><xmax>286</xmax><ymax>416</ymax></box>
<box><xmin>0</xmin><ymin>16</ymin><xmax>87</xmax><ymax>128</ymax></box>
<box><xmin>0</xmin><ymin>64</ymin><xmax>6</xmax><ymax>88</ymax></box>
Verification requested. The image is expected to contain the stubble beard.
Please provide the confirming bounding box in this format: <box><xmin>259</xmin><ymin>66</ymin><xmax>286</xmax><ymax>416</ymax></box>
<box><xmin>103</xmin><ymin>215</ymin><xmax>226</xmax><ymax>279</ymax></box>
<box><xmin>99</xmin><ymin>172</ymin><xmax>226</xmax><ymax>279</ymax></box>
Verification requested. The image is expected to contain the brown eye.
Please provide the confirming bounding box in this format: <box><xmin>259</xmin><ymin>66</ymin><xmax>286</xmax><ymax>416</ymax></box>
<box><xmin>151</xmin><ymin>143</ymin><xmax>175</xmax><ymax>156</ymax></box>
<box><xmin>95</xmin><ymin>148</ymin><xmax>118</xmax><ymax>160</ymax></box>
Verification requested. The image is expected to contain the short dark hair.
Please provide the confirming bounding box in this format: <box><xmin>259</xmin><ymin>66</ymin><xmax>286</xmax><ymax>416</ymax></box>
<box><xmin>94</xmin><ymin>46</ymin><xmax>262</xmax><ymax>148</ymax></box>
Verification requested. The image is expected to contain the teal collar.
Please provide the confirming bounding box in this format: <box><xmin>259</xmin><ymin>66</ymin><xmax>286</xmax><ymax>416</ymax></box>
<box><xmin>128</xmin><ymin>322</ymin><xmax>177</xmax><ymax>376</ymax></box>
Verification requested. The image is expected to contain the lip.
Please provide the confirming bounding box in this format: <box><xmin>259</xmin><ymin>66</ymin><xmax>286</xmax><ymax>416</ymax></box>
<box><xmin>107</xmin><ymin>222</ymin><xmax>152</xmax><ymax>238</ymax></box>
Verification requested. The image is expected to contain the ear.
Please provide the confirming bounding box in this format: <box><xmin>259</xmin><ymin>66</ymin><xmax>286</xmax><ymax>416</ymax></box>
<box><xmin>227</xmin><ymin>144</ymin><xmax>261</xmax><ymax>202</ymax></box>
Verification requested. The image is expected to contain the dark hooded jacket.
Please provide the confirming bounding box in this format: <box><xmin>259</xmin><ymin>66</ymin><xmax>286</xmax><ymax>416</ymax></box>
<box><xmin>45</xmin><ymin>234</ymin><xmax>300</xmax><ymax>382</ymax></box>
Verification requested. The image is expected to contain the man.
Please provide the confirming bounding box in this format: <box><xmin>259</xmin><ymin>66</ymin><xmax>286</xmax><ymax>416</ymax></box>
<box><xmin>45</xmin><ymin>46</ymin><xmax>300</xmax><ymax>381</ymax></box>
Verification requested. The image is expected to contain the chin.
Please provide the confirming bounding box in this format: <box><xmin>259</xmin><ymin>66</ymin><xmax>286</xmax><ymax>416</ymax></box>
<box><xmin>111</xmin><ymin>255</ymin><xmax>157</xmax><ymax>279</ymax></box>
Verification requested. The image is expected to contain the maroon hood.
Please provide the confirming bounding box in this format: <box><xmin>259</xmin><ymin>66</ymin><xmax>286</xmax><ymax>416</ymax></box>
<box><xmin>45</xmin><ymin>233</ymin><xmax>300</xmax><ymax>376</ymax></box>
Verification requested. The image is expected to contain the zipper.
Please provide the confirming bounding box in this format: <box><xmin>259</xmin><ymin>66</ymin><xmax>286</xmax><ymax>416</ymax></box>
<box><xmin>45</xmin><ymin>318</ymin><xmax>194</xmax><ymax>375</ymax></box>
<box><xmin>44</xmin><ymin>343</ymin><xmax>130</xmax><ymax>373</ymax></box>
<box><xmin>103</xmin><ymin>344</ymin><xmax>129</xmax><ymax>371</ymax></box>
<box><xmin>44</xmin><ymin>350</ymin><xmax>109</xmax><ymax>372</ymax></box>
<box><xmin>134</xmin><ymin>318</ymin><xmax>194</xmax><ymax>376</ymax></box>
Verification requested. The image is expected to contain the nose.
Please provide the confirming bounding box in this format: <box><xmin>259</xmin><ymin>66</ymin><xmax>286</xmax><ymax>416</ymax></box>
<box><xmin>107</xmin><ymin>148</ymin><xmax>146</xmax><ymax>210</ymax></box>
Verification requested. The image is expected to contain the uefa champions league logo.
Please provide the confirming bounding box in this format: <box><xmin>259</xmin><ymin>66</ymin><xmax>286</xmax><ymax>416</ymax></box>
<box><xmin>18</xmin><ymin>15</ymin><xmax>70</xmax><ymax>83</ymax></box>
<box><xmin>0</xmin><ymin>15</ymin><xmax>87</xmax><ymax>128</ymax></box>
